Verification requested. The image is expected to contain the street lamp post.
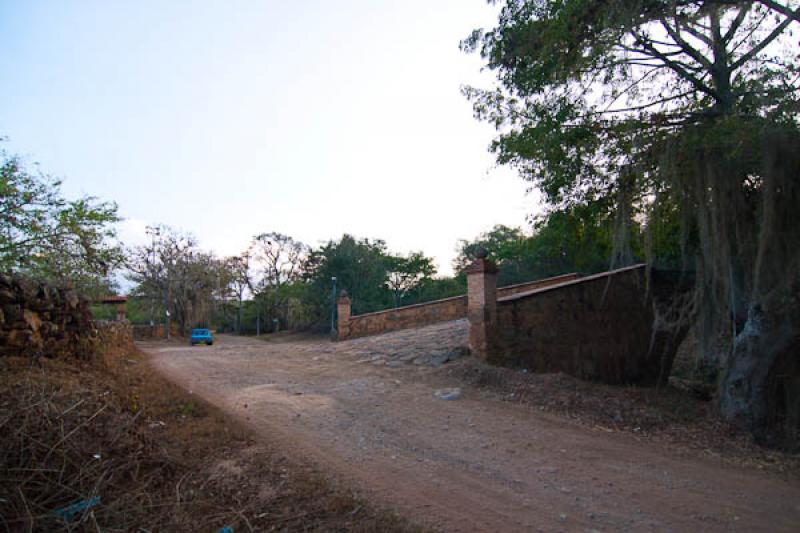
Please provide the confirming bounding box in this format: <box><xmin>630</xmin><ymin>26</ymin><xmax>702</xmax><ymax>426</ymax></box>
<box><xmin>330</xmin><ymin>276</ymin><xmax>337</xmax><ymax>337</ymax></box>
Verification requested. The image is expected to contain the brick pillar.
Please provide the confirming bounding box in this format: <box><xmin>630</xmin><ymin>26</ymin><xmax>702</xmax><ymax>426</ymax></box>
<box><xmin>116</xmin><ymin>303</ymin><xmax>126</xmax><ymax>322</ymax></box>
<box><xmin>466</xmin><ymin>248</ymin><xmax>498</xmax><ymax>360</ymax></box>
<box><xmin>336</xmin><ymin>290</ymin><xmax>351</xmax><ymax>341</ymax></box>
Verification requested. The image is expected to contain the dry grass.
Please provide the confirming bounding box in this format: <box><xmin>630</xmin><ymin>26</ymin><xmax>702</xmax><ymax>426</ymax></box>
<box><xmin>0</xmin><ymin>345</ymin><xmax>423</xmax><ymax>532</ymax></box>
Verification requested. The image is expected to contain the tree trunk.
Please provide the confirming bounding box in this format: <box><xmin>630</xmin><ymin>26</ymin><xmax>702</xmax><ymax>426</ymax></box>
<box><xmin>237</xmin><ymin>295</ymin><xmax>243</xmax><ymax>334</ymax></box>
<box><xmin>709</xmin><ymin>7</ymin><xmax>735</xmax><ymax>115</ymax></box>
<box><xmin>718</xmin><ymin>305</ymin><xmax>797</xmax><ymax>432</ymax></box>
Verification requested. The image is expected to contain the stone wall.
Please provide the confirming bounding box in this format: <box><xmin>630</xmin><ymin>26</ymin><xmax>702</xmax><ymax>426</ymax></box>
<box><xmin>495</xmin><ymin>273</ymin><xmax>580</xmax><ymax>299</ymax></box>
<box><xmin>0</xmin><ymin>274</ymin><xmax>95</xmax><ymax>358</ymax></box>
<box><xmin>132</xmin><ymin>324</ymin><xmax>180</xmax><ymax>340</ymax></box>
<box><xmin>490</xmin><ymin>264</ymin><xmax>685</xmax><ymax>385</ymax></box>
<box><xmin>94</xmin><ymin>320</ymin><xmax>134</xmax><ymax>354</ymax></box>
<box><xmin>338</xmin><ymin>273</ymin><xmax>580</xmax><ymax>341</ymax></box>
<box><xmin>346</xmin><ymin>295</ymin><xmax>467</xmax><ymax>339</ymax></box>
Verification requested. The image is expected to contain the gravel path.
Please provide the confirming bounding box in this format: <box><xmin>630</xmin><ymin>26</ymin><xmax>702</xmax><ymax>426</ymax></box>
<box><xmin>144</xmin><ymin>321</ymin><xmax>800</xmax><ymax>532</ymax></box>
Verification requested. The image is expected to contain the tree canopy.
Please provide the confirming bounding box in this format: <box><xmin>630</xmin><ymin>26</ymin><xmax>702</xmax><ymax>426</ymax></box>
<box><xmin>126</xmin><ymin>225</ymin><xmax>226</xmax><ymax>334</ymax></box>
<box><xmin>0</xmin><ymin>150</ymin><xmax>121</xmax><ymax>296</ymax></box>
<box><xmin>464</xmin><ymin>0</ymin><xmax>800</xmax><ymax>435</ymax></box>
<box><xmin>462</xmin><ymin>1</ymin><xmax>799</xmax><ymax>202</ymax></box>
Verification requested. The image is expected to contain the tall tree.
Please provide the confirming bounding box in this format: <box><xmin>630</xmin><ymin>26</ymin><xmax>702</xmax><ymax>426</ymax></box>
<box><xmin>0</xmin><ymin>151</ymin><xmax>121</xmax><ymax>296</ymax></box>
<box><xmin>454</xmin><ymin>218</ymin><xmax>614</xmax><ymax>286</ymax></box>
<box><xmin>463</xmin><ymin>1</ymin><xmax>800</xmax><ymax>433</ymax></box>
<box><xmin>386</xmin><ymin>252</ymin><xmax>437</xmax><ymax>307</ymax></box>
<box><xmin>250</xmin><ymin>232</ymin><xmax>308</xmax><ymax>328</ymax></box>
<box><xmin>127</xmin><ymin>226</ymin><xmax>221</xmax><ymax>334</ymax></box>
<box><xmin>226</xmin><ymin>253</ymin><xmax>252</xmax><ymax>333</ymax></box>
<box><xmin>303</xmin><ymin>235</ymin><xmax>392</xmax><ymax>319</ymax></box>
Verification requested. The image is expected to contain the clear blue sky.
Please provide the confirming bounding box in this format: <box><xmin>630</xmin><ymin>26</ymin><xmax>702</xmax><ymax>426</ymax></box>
<box><xmin>0</xmin><ymin>0</ymin><xmax>539</xmax><ymax>275</ymax></box>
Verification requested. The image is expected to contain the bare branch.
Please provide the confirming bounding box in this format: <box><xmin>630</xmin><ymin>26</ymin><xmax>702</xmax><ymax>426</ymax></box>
<box><xmin>681</xmin><ymin>21</ymin><xmax>714</xmax><ymax>47</ymax></box>
<box><xmin>660</xmin><ymin>18</ymin><xmax>714</xmax><ymax>70</ymax></box>
<box><xmin>600</xmin><ymin>68</ymin><xmax>662</xmax><ymax>113</ymax></box>
<box><xmin>594</xmin><ymin>90</ymin><xmax>696</xmax><ymax>115</ymax></box>
<box><xmin>631</xmin><ymin>31</ymin><xmax>718</xmax><ymax>97</ymax></box>
<box><xmin>723</xmin><ymin>3</ymin><xmax>753</xmax><ymax>43</ymax></box>
<box><xmin>757</xmin><ymin>0</ymin><xmax>800</xmax><ymax>24</ymax></box>
<box><xmin>731</xmin><ymin>14</ymin><xmax>795</xmax><ymax>70</ymax></box>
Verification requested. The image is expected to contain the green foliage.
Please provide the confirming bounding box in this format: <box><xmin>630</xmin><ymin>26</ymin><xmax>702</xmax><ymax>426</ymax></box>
<box><xmin>123</xmin><ymin>295</ymin><xmax>165</xmax><ymax>325</ymax></box>
<box><xmin>302</xmin><ymin>234</ymin><xmax>439</xmax><ymax>324</ymax></box>
<box><xmin>386</xmin><ymin>252</ymin><xmax>437</xmax><ymax>307</ymax></box>
<box><xmin>304</xmin><ymin>235</ymin><xmax>392</xmax><ymax>318</ymax></box>
<box><xmin>465</xmin><ymin>1</ymin><xmax>800</xmax><ymax>429</ymax></box>
<box><xmin>454</xmin><ymin>218</ymin><xmax>617</xmax><ymax>286</ymax></box>
<box><xmin>463</xmin><ymin>0</ymin><xmax>800</xmax><ymax>215</ymax></box>
<box><xmin>89</xmin><ymin>303</ymin><xmax>117</xmax><ymax>321</ymax></box>
<box><xmin>0</xmin><ymin>150</ymin><xmax>122</xmax><ymax>296</ymax></box>
<box><xmin>415</xmin><ymin>275</ymin><xmax>467</xmax><ymax>302</ymax></box>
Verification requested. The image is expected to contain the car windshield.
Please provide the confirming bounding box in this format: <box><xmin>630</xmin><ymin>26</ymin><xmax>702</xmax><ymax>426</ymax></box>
<box><xmin>192</xmin><ymin>329</ymin><xmax>209</xmax><ymax>335</ymax></box>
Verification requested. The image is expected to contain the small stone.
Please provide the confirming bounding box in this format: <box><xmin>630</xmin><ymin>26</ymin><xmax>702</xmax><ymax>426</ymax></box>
<box><xmin>434</xmin><ymin>388</ymin><xmax>462</xmax><ymax>401</ymax></box>
<box><xmin>428</xmin><ymin>354</ymin><xmax>449</xmax><ymax>367</ymax></box>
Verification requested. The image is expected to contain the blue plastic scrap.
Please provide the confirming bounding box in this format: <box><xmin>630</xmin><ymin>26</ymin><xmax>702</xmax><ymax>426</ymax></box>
<box><xmin>218</xmin><ymin>527</ymin><xmax>234</xmax><ymax>533</ymax></box>
<box><xmin>54</xmin><ymin>496</ymin><xmax>101</xmax><ymax>521</ymax></box>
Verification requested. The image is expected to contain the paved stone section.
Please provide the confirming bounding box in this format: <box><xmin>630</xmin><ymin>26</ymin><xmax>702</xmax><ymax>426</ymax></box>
<box><xmin>145</xmin><ymin>324</ymin><xmax>800</xmax><ymax>533</ymax></box>
<box><xmin>344</xmin><ymin>319</ymin><xmax>469</xmax><ymax>367</ymax></box>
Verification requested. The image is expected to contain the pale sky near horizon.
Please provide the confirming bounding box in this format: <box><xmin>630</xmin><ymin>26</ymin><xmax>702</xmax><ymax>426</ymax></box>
<box><xmin>0</xmin><ymin>0</ymin><xmax>540</xmax><ymax>277</ymax></box>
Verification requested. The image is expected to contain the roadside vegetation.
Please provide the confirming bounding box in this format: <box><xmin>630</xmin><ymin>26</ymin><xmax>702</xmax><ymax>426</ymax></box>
<box><xmin>0</xmin><ymin>342</ymin><xmax>422</xmax><ymax>532</ymax></box>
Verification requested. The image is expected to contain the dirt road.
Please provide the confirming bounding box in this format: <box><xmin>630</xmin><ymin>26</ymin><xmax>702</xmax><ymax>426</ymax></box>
<box><xmin>145</xmin><ymin>322</ymin><xmax>800</xmax><ymax>532</ymax></box>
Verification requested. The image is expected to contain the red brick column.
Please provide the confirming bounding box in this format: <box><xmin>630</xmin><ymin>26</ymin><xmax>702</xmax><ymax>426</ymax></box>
<box><xmin>336</xmin><ymin>290</ymin><xmax>351</xmax><ymax>341</ymax></box>
<box><xmin>466</xmin><ymin>248</ymin><xmax>498</xmax><ymax>360</ymax></box>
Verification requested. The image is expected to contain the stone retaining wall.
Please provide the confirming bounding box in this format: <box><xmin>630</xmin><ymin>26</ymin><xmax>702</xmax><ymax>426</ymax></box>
<box><xmin>346</xmin><ymin>295</ymin><xmax>467</xmax><ymax>339</ymax></box>
<box><xmin>132</xmin><ymin>324</ymin><xmax>180</xmax><ymax>340</ymax></box>
<box><xmin>338</xmin><ymin>273</ymin><xmax>580</xmax><ymax>341</ymax></box>
<box><xmin>491</xmin><ymin>265</ymin><xmax>686</xmax><ymax>384</ymax></box>
<box><xmin>495</xmin><ymin>273</ymin><xmax>581</xmax><ymax>298</ymax></box>
<box><xmin>0</xmin><ymin>274</ymin><xmax>94</xmax><ymax>358</ymax></box>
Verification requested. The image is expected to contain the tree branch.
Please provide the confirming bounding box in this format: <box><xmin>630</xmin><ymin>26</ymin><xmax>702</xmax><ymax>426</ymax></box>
<box><xmin>617</xmin><ymin>44</ymin><xmax>704</xmax><ymax>68</ymax></box>
<box><xmin>660</xmin><ymin>17</ymin><xmax>714</xmax><ymax>70</ymax></box>
<box><xmin>757</xmin><ymin>0</ymin><xmax>800</xmax><ymax>24</ymax></box>
<box><xmin>680</xmin><ymin>20</ymin><xmax>714</xmax><ymax>47</ymax></box>
<box><xmin>631</xmin><ymin>31</ymin><xmax>718</xmax><ymax>97</ymax></box>
<box><xmin>723</xmin><ymin>3</ymin><xmax>752</xmax><ymax>43</ymax></box>
<box><xmin>593</xmin><ymin>90</ymin><xmax>695</xmax><ymax>115</ymax></box>
<box><xmin>731</xmin><ymin>14</ymin><xmax>795</xmax><ymax>70</ymax></box>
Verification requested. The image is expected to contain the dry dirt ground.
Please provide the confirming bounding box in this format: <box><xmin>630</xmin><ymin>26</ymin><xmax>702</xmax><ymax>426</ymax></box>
<box><xmin>1</xmin><ymin>345</ymin><xmax>419</xmax><ymax>532</ymax></box>
<box><xmin>145</xmin><ymin>321</ymin><xmax>800</xmax><ymax>532</ymax></box>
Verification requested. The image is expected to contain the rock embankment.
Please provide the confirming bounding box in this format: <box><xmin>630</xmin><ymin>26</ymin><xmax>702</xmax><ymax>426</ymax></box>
<box><xmin>0</xmin><ymin>274</ymin><xmax>95</xmax><ymax>358</ymax></box>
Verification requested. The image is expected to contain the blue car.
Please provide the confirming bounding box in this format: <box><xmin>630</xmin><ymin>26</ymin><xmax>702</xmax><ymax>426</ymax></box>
<box><xmin>190</xmin><ymin>328</ymin><xmax>213</xmax><ymax>346</ymax></box>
